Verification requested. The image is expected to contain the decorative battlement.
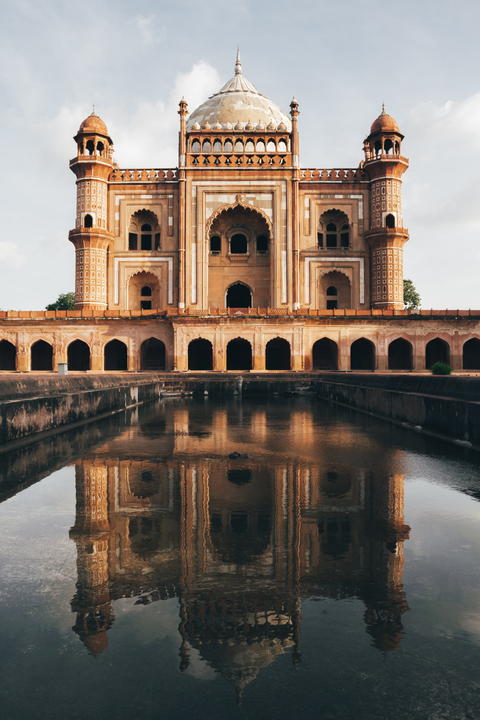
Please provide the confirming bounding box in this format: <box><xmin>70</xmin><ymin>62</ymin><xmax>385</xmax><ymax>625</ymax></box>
<box><xmin>300</xmin><ymin>168</ymin><xmax>367</xmax><ymax>182</ymax></box>
<box><xmin>109</xmin><ymin>168</ymin><xmax>178</xmax><ymax>183</ymax></box>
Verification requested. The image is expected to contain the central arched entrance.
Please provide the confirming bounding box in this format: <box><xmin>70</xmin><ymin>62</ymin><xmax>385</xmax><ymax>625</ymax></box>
<box><xmin>104</xmin><ymin>340</ymin><xmax>128</xmax><ymax>371</ymax></box>
<box><xmin>31</xmin><ymin>340</ymin><xmax>53</xmax><ymax>371</ymax></box>
<box><xmin>188</xmin><ymin>339</ymin><xmax>213</xmax><ymax>370</ymax></box>
<box><xmin>350</xmin><ymin>338</ymin><xmax>375</xmax><ymax>371</ymax></box>
<box><xmin>266</xmin><ymin>338</ymin><xmax>291</xmax><ymax>370</ymax></box>
<box><xmin>68</xmin><ymin>340</ymin><xmax>90</xmax><ymax>371</ymax></box>
<box><xmin>425</xmin><ymin>338</ymin><xmax>450</xmax><ymax>369</ymax></box>
<box><xmin>388</xmin><ymin>338</ymin><xmax>413</xmax><ymax>371</ymax></box>
<box><xmin>226</xmin><ymin>283</ymin><xmax>252</xmax><ymax>309</ymax></box>
<box><xmin>227</xmin><ymin>338</ymin><xmax>252</xmax><ymax>370</ymax></box>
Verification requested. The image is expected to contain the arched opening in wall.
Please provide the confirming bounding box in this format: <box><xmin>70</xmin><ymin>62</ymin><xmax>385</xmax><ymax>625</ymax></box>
<box><xmin>104</xmin><ymin>339</ymin><xmax>128</xmax><ymax>371</ymax></box>
<box><xmin>188</xmin><ymin>339</ymin><xmax>213</xmax><ymax>370</ymax></box>
<box><xmin>319</xmin><ymin>271</ymin><xmax>351</xmax><ymax>309</ymax></box>
<box><xmin>129</xmin><ymin>517</ymin><xmax>161</xmax><ymax>559</ymax></box>
<box><xmin>278</xmin><ymin>139</ymin><xmax>288</xmax><ymax>153</ymax></box>
<box><xmin>226</xmin><ymin>283</ymin><xmax>252</xmax><ymax>308</ymax></box>
<box><xmin>425</xmin><ymin>338</ymin><xmax>450</xmax><ymax>369</ymax></box>
<box><xmin>319</xmin><ymin>209</ymin><xmax>350</xmax><ymax>249</ymax></box>
<box><xmin>463</xmin><ymin>338</ymin><xmax>480</xmax><ymax>370</ymax></box>
<box><xmin>128</xmin><ymin>271</ymin><xmax>160</xmax><ymax>311</ymax></box>
<box><xmin>230</xmin><ymin>233</ymin><xmax>248</xmax><ymax>254</ymax></box>
<box><xmin>210</xmin><ymin>235</ymin><xmax>221</xmax><ymax>254</ymax></box>
<box><xmin>312</xmin><ymin>338</ymin><xmax>338</xmax><ymax>370</ymax></box>
<box><xmin>321</xmin><ymin>470</ymin><xmax>352</xmax><ymax>498</ymax></box>
<box><xmin>86</xmin><ymin>139</ymin><xmax>95</xmax><ymax>155</ymax></box>
<box><xmin>128</xmin><ymin>209</ymin><xmax>160</xmax><ymax>251</ymax></box>
<box><xmin>385</xmin><ymin>213</ymin><xmax>396</xmax><ymax>229</ymax></box>
<box><xmin>141</xmin><ymin>338</ymin><xmax>166</xmax><ymax>370</ymax></box>
<box><xmin>388</xmin><ymin>338</ymin><xmax>413</xmax><ymax>371</ymax></box>
<box><xmin>31</xmin><ymin>340</ymin><xmax>53</xmax><ymax>371</ymax></box>
<box><xmin>67</xmin><ymin>340</ymin><xmax>90</xmax><ymax>371</ymax></box>
<box><xmin>350</xmin><ymin>338</ymin><xmax>375</xmax><ymax>371</ymax></box>
<box><xmin>266</xmin><ymin>338</ymin><xmax>291</xmax><ymax>370</ymax></box>
<box><xmin>226</xmin><ymin>338</ymin><xmax>252</xmax><ymax>370</ymax></box>
<box><xmin>83</xmin><ymin>214</ymin><xmax>93</xmax><ymax>228</ymax></box>
<box><xmin>384</xmin><ymin>139</ymin><xmax>394</xmax><ymax>155</ymax></box>
<box><xmin>0</xmin><ymin>340</ymin><xmax>16</xmax><ymax>370</ymax></box>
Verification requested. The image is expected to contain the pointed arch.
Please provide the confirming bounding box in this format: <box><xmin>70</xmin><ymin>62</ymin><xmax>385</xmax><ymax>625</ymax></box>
<box><xmin>206</xmin><ymin>198</ymin><xmax>273</xmax><ymax>237</ymax></box>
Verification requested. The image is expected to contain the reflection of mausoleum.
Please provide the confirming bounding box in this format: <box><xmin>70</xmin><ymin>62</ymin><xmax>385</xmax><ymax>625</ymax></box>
<box><xmin>1</xmin><ymin>53</ymin><xmax>480</xmax><ymax>373</ymax></box>
<box><xmin>70</xmin><ymin>402</ymin><xmax>410</xmax><ymax>692</ymax></box>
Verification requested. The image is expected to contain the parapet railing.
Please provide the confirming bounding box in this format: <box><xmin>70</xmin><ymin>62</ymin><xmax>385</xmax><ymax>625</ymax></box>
<box><xmin>300</xmin><ymin>168</ymin><xmax>366</xmax><ymax>181</ymax></box>
<box><xmin>109</xmin><ymin>168</ymin><xmax>178</xmax><ymax>182</ymax></box>
<box><xmin>1</xmin><ymin>308</ymin><xmax>480</xmax><ymax>320</ymax></box>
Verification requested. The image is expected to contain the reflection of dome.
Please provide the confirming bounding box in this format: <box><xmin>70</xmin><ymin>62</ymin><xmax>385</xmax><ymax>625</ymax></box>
<box><xmin>370</xmin><ymin>108</ymin><xmax>400</xmax><ymax>134</ymax></box>
<box><xmin>78</xmin><ymin>112</ymin><xmax>109</xmax><ymax>136</ymax></box>
<box><xmin>187</xmin><ymin>52</ymin><xmax>291</xmax><ymax>132</ymax></box>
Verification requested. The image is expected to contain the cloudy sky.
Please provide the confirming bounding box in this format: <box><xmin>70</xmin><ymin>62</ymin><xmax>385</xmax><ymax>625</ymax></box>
<box><xmin>1</xmin><ymin>0</ymin><xmax>480</xmax><ymax>309</ymax></box>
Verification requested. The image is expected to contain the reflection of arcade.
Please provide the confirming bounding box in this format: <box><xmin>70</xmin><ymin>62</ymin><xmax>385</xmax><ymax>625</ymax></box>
<box><xmin>70</xmin><ymin>404</ymin><xmax>410</xmax><ymax>693</ymax></box>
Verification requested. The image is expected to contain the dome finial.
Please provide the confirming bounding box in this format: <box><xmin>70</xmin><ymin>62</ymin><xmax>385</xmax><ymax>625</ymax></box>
<box><xmin>235</xmin><ymin>47</ymin><xmax>242</xmax><ymax>75</ymax></box>
<box><xmin>382</xmin><ymin>102</ymin><xmax>385</xmax><ymax>113</ymax></box>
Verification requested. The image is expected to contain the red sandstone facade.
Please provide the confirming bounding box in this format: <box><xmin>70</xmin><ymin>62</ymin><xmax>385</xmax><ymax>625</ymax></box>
<box><xmin>1</xmin><ymin>54</ymin><xmax>480</xmax><ymax>372</ymax></box>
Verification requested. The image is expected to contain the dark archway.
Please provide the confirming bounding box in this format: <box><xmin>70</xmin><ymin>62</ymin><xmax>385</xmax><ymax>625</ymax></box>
<box><xmin>67</xmin><ymin>340</ymin><xmax>90</xmax><ymax>371</ymax></box>
<box><xmin>188</xmin><ymin>339</ymin><xmax>213</xmax><ymax>370</ymax></box>
<box><xmin>227</xmin><ymin>338</ymin><xmax>252</xmax><ymax>370</ymax></box>
<box><xmin>463</xmin><ymin>338</ymin><xmax>480</xmax><ymax>370</ymax></box>
<box><xmin>0</xmin><ymin>340</ymin><xmax>16</xmax><ymax>370</ymax></box>
<box><xmin>31</xmin><ymin>340</ymin><xmax>53</xmax><ymax>371</ymax></box>
<box><xmin>425</xmin><ymin>338</ymin><xmax>450</xmax><ymax>369</ymax></box>
<box><xmin>388</xmin><ymin>338</ymin><xmax>413</xmax><ymax>371</ymax></box>
<box><xmin>141</xmin><ymin>338</ymin><xmax>166</xmax><ymax>370</ymax></box>
<box><xmin>226</xmin><ymin>283</ymin><xmax>252</xmax><ymax>309</ymax></box>
<box><xmin>104</xmin><ymin>339</ymin><xmax>128</xmax><ymax>371</ymax></box>
<box><xmin>312</xmin><ymin>338</ymin><xmax>338</xmax><ymax>370</ymax></box>
<box><xmin>350</xmin><ymin>338</ymin><xmax>375</xmax><ymax>371</ymax></box>
<box><xmin>266</xmin><ymin>338</ymin><xmax>291</xmax><ymax>370</ymax></box>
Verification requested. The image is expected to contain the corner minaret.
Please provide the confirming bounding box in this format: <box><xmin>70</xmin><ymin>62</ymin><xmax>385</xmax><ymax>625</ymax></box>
<box><xmin>363</xmin><ymin>108</ymin><xmax>409</xmax><ymax>310</ymax></box>
<box><xmin>68</xmin><ymin>112</ymin><xmax>114</xmax><ymax>309</ymax></box>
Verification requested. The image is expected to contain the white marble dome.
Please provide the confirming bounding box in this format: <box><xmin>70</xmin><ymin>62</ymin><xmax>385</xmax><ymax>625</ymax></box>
<box><xmin>187</xmin><ymin>53</ymin><xmax>291</xmax><ymax>133</ymax></box>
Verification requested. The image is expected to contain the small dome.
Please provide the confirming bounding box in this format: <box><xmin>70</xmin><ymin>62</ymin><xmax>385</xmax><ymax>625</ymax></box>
<box><xmin>192</xmin><ymin>121</ymin><xmax>201</xmax><ymax>130</ymax></box>
<box><xmin>187</xmin><ymin>52</ymin><xmax>291</xmax><ymax>133</ymax></box>
<box><xmin>78</xmin><ymin>112</ymin><xmax>109</xmax><ymax>136</ymax></box>
<box><xmin>370</xmin><ymin>107</ymin><xmax>400</xmax><ymax>135</ymax></box>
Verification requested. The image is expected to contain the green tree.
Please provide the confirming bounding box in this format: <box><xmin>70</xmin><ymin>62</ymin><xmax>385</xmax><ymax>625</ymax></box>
<box><xmin>45</xmin><ymin>292</ymin><xmax>76</xmax><ymax>310</ymax></box>
<box><xmin>403</xmin><ymin>279</ymin><xmax>421</xmax><ymax>311</ymax></box>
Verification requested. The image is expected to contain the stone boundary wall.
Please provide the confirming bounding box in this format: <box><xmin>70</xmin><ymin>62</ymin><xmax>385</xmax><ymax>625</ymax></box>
<box><xmin>314</xmin><ymin>375</ymin><xmax>480</xmax><ymax>447</ymax></box>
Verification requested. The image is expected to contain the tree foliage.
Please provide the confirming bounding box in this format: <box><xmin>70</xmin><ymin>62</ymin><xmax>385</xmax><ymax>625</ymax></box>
<box><xmin>403</xmin><ymin>279</ymin><xmax>421</xmax><ymax>311</ymax></box>
<box><xmin>45</xmin><ymin>292</ymin><xmax>76</xmax><ymax>311</ymax></box>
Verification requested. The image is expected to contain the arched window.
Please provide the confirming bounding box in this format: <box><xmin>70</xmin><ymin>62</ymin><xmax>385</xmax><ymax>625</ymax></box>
<box><xmin>386</xmin><ymin>213</ymin><xmax>396</xmax><ymax>229</ymax></box>
<box><xmin>374</xmin><ymin>140</ymin><xmax>382</xmax><ymax>157</ymax></box>
<box><xmin>312</xmin><ymin>338</ymin><xmax>338</xmax><ymax>370</ymax></box>
<box><xmin>317</xmin><ymin>232</ymin><xmax>323</xmax><ymax>248</ymax></box>
<box><xmin>86</xmin><ymin>139</ymin><xmax>95</xmax><ymax>155</ymax></box>
<box><xmin>31</xmin><ymin>340</ymin><xmax>53</xmax><ymax>371</ymax></box>
<box><xmin>188</xmin><ymin>339</ymin><xmax>213</xmax><ymax>370</ymax></box>
<box><xmin>384</xmin><ymin>139</ymin><xmax>394</xmax><ymax>155</ymax></box>
<box><xmin>326</xmin><ymin>286</ymin><xmax>338</xmax><ymax>310</ymax></box>
<box><xmin>224</xmin><ymin>139</ymin><xmax>233</xmax><ymax>153</ymax></box>
<box><xmin>230</xmin><ymin>233</ymin><xmax>248</xmax><ymax>254</ymax></box>
<box><xmin>0</xmin><ymin>340</ymin><xmax>16</xmax><ymax>371</ymax></box>
<box><xmin>245</xmin><ymin>139</ymin><xmax>255</xmax><ymax>153</ymax></box>
<box><xmin>278</xmin><ymin>139</ymin><xmax>287</xmax><ymax>153</ymax></box>
<box><xmin>234</xmin><ymin>140</ymin><xmax>244</xmax><ymax>152</ymax></box>
<box><xmin>256</xmin><ymin>139</ymin><xmax>266</xmax><ymax>153</ymax></box>
<box><xmin>266</xmin><ymin>338</ymin><xmax>291</xmax><ymax>370</ymax></box>
<box><xmin>202</xmin><ymin>139</ymin><xmax>211</xmax><ymax>153</ymax></box>
<box><xmin>340</xmin><ymin>224</ymin><xmax>350</xmax><ymax>247</ymax></box>
<box><xmin>96</xmin><ymin>141</ymin><xmax>104</xmax><ymax>155</ymax></box>
<box><xmin>256</xmin><ymin>235</ymin><xmax>268</xmax><ymax>254</ymax></box>
<box><xmin>140</xmin><ymin>285</ymin><xmax>152</xmax><ymax>309</ymax></box>
<box><xmin>141</xmin><ymin>338</ymin><xmax>166</xmax><ymax>370</ymax></box>
<box><xmin>210</xmin><ymin>235</ymin><xmax>221</xmax><ymax>253</ymax></box>
<box><xmin>267</xmin><ymin>139</ymin><xmax>276</xmax><ymax>153</ymax></box>
<box><xmin>350</xmin><ymin>338</ymin><xmax>375</xmax><ymax>371</ymax></box>
<box><xmin>226</xmin><ymin>338</ymin><xmax>252</xmax><ymax>370</ymax></box>
<box><xmin>326</xmin><ymin>223</ymin><xmax>337</xmax><ymax>248</ymax></box>
<box><xmin>213</xmin><ymin>139</ymin><xmax>222</xmax><ymax>153</ymax></box>
<box><xmin>191</xmin><ymin>139</ymin><xmax>200</xmax><ymax>153</ymax></box>
<box><xmin>84</xmin><ymin>214</ymin><xmax>93</xmax><ymax>229</ymax></box>
<box><xmin>226</xmin><ymin>283</ymin><xmax>252</xmax><ymax>308</ymax></box>
<box><xmin>388</xmin><ymin>338</ymin><xmax>413</xmax><ymax>371</ymax></box>
<box><xmin>104</xmin><ymin>339</ymin><xmax>128</xmax><ymax>371</ymax></box>
<box><xmin>128</xmin><ymin>210</ymin><xmax>159</xmax><ymax>252</ymax></box>
<box><xmin>67</xmin><ymin>340</ymin><xmax>90</xmax><ymax>371</ymax></box>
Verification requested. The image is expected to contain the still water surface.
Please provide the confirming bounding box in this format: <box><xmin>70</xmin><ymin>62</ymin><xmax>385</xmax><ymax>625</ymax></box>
<box><xmin>1</xmin><ymin>398</ymin><xmax>480</xmax><ymax>719</ymax></box>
